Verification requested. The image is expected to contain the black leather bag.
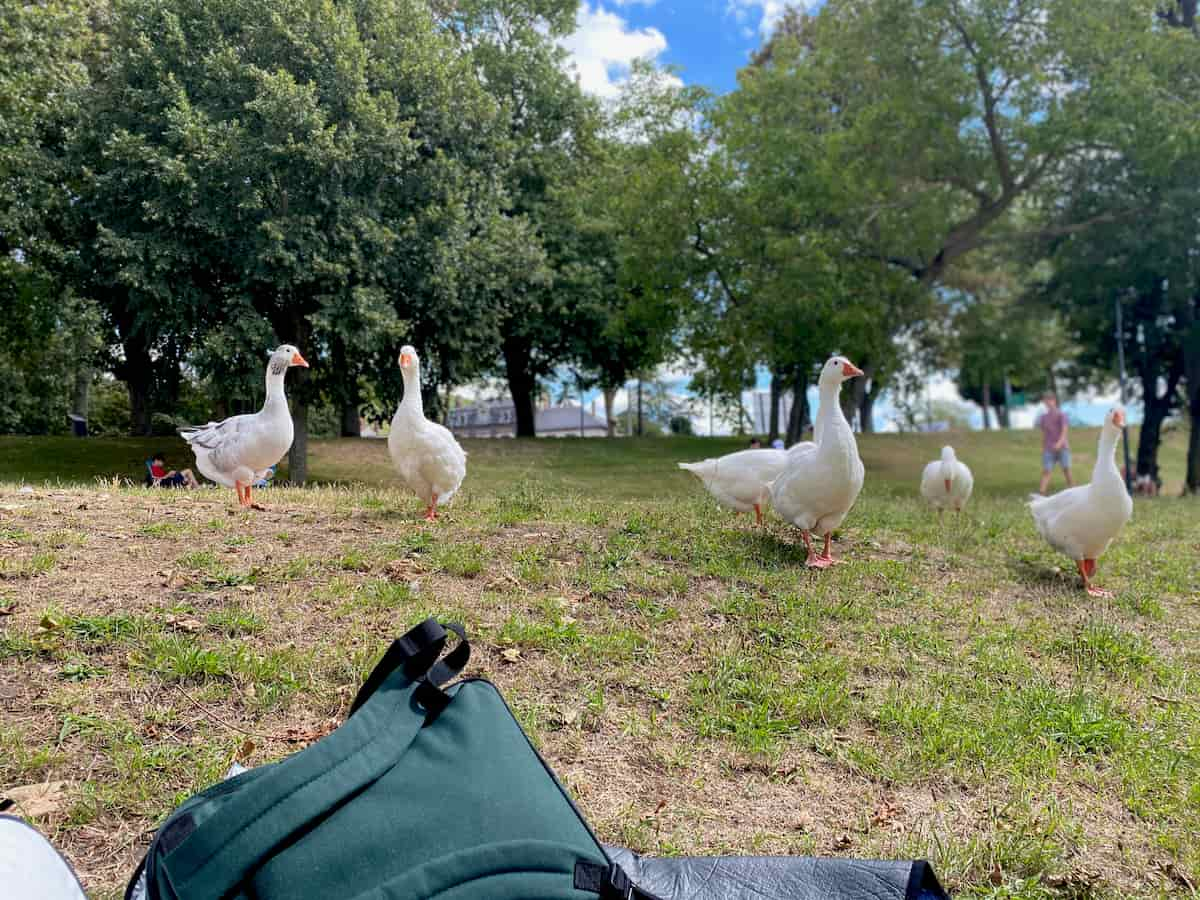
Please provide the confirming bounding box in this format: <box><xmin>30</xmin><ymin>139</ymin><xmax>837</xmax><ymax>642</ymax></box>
<box><xmin>606</xmin><ymin>845</ymin><xmax>949</xmax><ymax>900</ymax></box>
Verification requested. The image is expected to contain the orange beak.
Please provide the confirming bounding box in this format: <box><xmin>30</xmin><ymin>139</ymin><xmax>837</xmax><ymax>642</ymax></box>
<box><xmin>944</xmin><ymin>478</ymin><xmax>952</xmax><ymax>493</ymax></box>
<box><xmin>1113</xmin><ymin>410</ymin><xmax>1125</xmax><ymax>428</ymax></box>
<box><xmin>843</xmin><ymin>362</ymin><xmax>864</xmax><ymax>378</ymax></box>
<box><xmin>291</xmin><ymin>352</ymin><xmax>309</xmax><ymax>368</ymax></box>
<box><xmin>400</xmin><ymin>353</ymin><xmax>413</xmax><ymax>368</ymax></box>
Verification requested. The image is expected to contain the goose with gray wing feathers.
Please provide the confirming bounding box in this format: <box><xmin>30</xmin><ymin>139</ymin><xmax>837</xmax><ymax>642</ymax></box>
<box><xmin>179</xmin><ymin>345</ymin><xmax>308</xmax><ymax>509</ymax></box>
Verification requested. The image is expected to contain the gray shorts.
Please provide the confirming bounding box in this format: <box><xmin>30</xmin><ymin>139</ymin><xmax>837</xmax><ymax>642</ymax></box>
<box><xmin>1042</xmin><ymin>448</ymin><xmax>1071</xmax><ymax>471</ymax></box>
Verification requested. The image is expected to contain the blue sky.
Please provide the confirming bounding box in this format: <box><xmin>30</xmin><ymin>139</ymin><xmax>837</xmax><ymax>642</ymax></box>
<box><xmin>559</xmin><ymin>1</ymin><xmax>798</xmax><ymax>99</ymax></box>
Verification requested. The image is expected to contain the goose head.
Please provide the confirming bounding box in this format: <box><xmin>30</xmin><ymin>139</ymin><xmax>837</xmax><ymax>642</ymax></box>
<box><xmin>269</xmin><ymin>344</ymin><xmax>309</xmax><ymax>375</ymax></box>
<box><xmin>398</xmin><ymin>345</ymin><xmax>420</xmax><ymax>377</ymax></box>
<box><xmin>818</xmin><ymin>356</ymin><xmax>864</xmax><ymax>390</ymax></box>
<box><xmin>1103</xmin><ymin>407</ymin><xmax>1126</xmax><ymax>440</ymax></box>
<box><xmin>940</xmin><ymin>445</ymin><xmax>956</xmax><ymax>493</ymax></box>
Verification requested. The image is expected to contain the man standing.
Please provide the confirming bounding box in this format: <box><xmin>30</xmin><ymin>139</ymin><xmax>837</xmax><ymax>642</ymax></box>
<box><xmin>1036</xmin><ymin>392</ymin><xmax>1072</xmax><ymax>494</ymax></box>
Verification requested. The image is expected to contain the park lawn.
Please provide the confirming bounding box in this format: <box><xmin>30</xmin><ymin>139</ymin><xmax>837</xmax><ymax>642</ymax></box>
<box><xmin>0</xmin><ymin>418</ymin><xmax>1190</xmax><ymax>495</ymax></box>
<box><xmin>0</xmin><ymin>430</ymin><xmax>1197</xmax><ymax>898</ymax></box>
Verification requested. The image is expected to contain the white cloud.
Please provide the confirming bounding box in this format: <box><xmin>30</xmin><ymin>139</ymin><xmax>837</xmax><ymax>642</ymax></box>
<box><xmin>560</xmin><ymin>3</ymin><xmax>669</xmax><ymax>98</ymax></box>
<box><xmin>727</xmin><ymin>0</ymin><xmax>795</xmax><ymax>39</ymax></box>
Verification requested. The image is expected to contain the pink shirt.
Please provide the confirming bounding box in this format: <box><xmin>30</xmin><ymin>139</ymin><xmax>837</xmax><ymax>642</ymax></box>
<box><xmin>1038</xmin><ymin>408</ymin><xmax>1068</xmax><ymax>451</ymax></box>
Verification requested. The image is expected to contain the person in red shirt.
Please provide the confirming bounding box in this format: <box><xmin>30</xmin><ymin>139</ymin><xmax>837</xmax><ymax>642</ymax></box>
<box><xmin>1036</xmin><ymin>392</ymin><xmax>1072</xmax><ymax>494</ymax></box>
<box><xmin>149</xmin><ymin>453</ymin><xmax>199</xmax><ymax>489</ymax></box>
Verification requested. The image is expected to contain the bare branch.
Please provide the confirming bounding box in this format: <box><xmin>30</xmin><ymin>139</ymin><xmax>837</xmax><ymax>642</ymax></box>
<box><xmin>692</xmin><ymin>221</ymin><xmax>745</xmax><ymax>307</ymax></box>
<box><xmin>946</xmin><ymin>3</ymin><xmax>1015</xmax><ymax>193</ymax></box>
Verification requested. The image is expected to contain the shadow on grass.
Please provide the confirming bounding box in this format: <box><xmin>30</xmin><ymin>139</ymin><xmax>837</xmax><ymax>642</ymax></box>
<box><xmin>1006</xmin><ymin>553</ymin><xmax>1074</xmax><ymax>592</ymax></box>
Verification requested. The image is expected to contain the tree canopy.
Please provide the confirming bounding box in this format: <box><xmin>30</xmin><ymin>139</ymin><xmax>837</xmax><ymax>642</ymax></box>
<box><xmin>1</xmin><ymin>0</ymin><xmax>1198</xmax><ymax>490</ymax></box>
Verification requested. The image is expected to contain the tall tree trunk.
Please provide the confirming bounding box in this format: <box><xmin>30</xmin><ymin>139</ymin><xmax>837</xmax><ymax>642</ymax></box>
<box><xmin>123</xmin><ymin>338</ymin><xmax>155</xmax><ymax>436</ymax></box>
<box><xmin>71</xmin><ymin>366</ymin><xmax>90</xmax><ymax>421</ymax></box>
<box><xmin>785</xmin><ymin>369</ymin><xmax>808</xmax><ymax>445</ymax></box>
<box><xmin>768</xmin><ymin>371</ymin><xmax>782</xmax><ymax>442</ymax></box>
<box><xmin>289</xmin><ymin>398</ymin><xmax>308</xmax><ymax>484</ymax></box>
<box><xmin>502</xmin><ymin>336</ymin><xmax>537</xmax><ymax>437</ymax></box>
<box><xmin>981</xmin><ymin>382</ymin><xmax>992</xmax><ymax>430</ymax></box>
<box><xmin>859</xmin><ymin>387</ymin><xmax>877</xmax><ymax>434</ymax></box>
<box><xmin>849</xmin><ymin>362</ymin><xmax>873</xmax><ymax>433</ymax></box>
<box><xmin>1184</xmin><ymin>313</ymin><xmax>1200</xmax><ymax>494</ymax></box>
<box><xmin>637</xmin><ymin>379</ymin><xmax>644</xmax><ymax>436</ymax></box>
<box><xmin>340</xmin><ymin>402</ymin><xmax>361</xmax><ymax>438</ymax></box>
<box><xmin>603</xmin><ymin>386</ymin><xmax>616</xmax><ymax>438</ymax></box>
<box><xmin>1187</xmin><ymin>393</ymin><xmax>1200</xmax><ymax>494</ymax></box>
<box><xmin>840</xmin><ymin>382</ymin><xmax>856</xmax><ymax>430</ymax></box>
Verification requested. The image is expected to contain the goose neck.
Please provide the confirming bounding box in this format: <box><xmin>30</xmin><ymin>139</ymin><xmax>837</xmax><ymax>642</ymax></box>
<box><xmin>264</xmin><ymin>367</ymin><xmax>288</xmax><ymax>408</ymax></box>
<box><xmin>400</xmin><ymin>368</ymin><xmax>424</xmax><ymax>418</ymax></box>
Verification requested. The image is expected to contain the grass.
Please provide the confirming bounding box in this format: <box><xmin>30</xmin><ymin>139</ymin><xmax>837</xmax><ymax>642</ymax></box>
<box><xmin>0</xmin><ymin>429</ymin><xmax>1197</xmax><ymax>898</ymax></box>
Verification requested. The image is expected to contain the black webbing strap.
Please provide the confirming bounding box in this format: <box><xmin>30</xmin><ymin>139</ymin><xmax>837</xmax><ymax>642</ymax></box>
<box><xmin>348</xmin><ymin>619</ymin><xmax>469</xmax><ymax>718</ymax></box>
<box><xmin>574</xmin><ymin>860</ymin><xmax>664</xmax><ymax>900</ymax></box>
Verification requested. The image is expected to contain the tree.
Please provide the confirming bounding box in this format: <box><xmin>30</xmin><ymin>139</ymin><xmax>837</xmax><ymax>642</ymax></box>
<box><xmin>0</xmin><ymin>0</ymin><xmax>102</xmax><ymax>432</ymax></box>
<box><xmin>1034</xmin><ymin>154</ymin><xmax>1198</xmax><ymax>490</ymax></box>
<box><xmin>709</xmin><ymin>0</ymin><xmax>1173</xmax><ymax>423</ymax></box>
<box><xmin>70</xmin><ymin>0</ymin><xmax>504</xmax><ymax>476</ymax></box>
<box><xmin>943</xmin><ymin>251</ymin><xmax>1072</xmax><ymax>430</ymax></box>
<box><xmin>436</xmin><ymin>0</ymin><xmax>604</xmax><ymax>437</ymax></box>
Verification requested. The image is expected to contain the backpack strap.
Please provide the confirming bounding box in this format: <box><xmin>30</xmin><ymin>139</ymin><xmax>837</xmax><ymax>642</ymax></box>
<box><xmin>151</xmin><ymin>621</ymin><xmax>468</xmax><ymax>900</ymax></box>
<box><xmin>348</xmin><ymin>619</ymin><xmax>469</xmax><ymax>717</ymax></box>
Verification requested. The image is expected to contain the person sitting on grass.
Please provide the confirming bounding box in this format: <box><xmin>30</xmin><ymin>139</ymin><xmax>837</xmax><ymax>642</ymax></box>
<box><xmin>148</xmin><ymin>453</ymin><xmax>199</xmax><ymax>489</ymax></box>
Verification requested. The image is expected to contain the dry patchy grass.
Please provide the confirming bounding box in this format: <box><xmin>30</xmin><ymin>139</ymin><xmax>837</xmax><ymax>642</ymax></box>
<box><xmin>0</xmin><ymin>434</ymin><xmax>1198</xmax><ymax>899</ymax></box>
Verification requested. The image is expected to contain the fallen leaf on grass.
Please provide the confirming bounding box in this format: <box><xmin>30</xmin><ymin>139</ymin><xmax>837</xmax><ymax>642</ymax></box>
<box><xmin>236</xmin><ymin>739</ymin><xmax>256</xmax><ymax>762</ymax></box>
<box><xmin>236</xmin><ymin>584</ymin><xmax>255</xmax><ymax>593</ymax></box>
<box><xmin>384</xmin><ymin>559</ymin><xmax>424</xmax><ymax>579</ymax></box>
<box><xmin>2</xmin><ymin>781</ymin><xmax>71</xmax><ymax>818</ymax></box>
<box><xmin>166</xmin><ymin>615</ymin><xmax>205</xmax><ymax>633</ymax></box>
<box><xmin>38</xmin><ymin>613</ymin><xmax>62</xmax><ymax>632</ymax></box>
<box><xmin>501</xmin><ymin>648</ymin><xmax>522</xmax><ymax>663</ymax></box>
<box><xmin>832</xmin><ymin>833</ymin><xmax>853</xmax><ymax>851</ymax></box>
<box><xmin>870</xmin><ymin>798</ymin><xmax>902</xmax><ymax>828</ymax></box>
<box><xmin>281</xmin><ymin>722</ymin><xmax>336</xmax><ymax>744</ymax></box>
<box><xmin>989</xmin><ymin>862</ymin><xmax>1003</xmax><ymax>886</ymax></box>
<box><xmin>793</xmin><ymin>810</ymin><xmax>814</xmax><ymax>832</ymax></box>
<box><xmin>0</xmin><ymin>601</ymin><xmax>16</xmax><ymax>616</ymax></box>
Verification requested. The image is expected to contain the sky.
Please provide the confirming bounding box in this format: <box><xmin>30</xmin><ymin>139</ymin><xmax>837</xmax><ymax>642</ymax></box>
<box><xmin>557</xmin><ymin>1</ymin><xmax>797</xmax><ymax>99</ymax></box>
<box><xmin>550</xmin><ymin>2</ymin><xmax>1125</xmax><ymax>433</ymax></box>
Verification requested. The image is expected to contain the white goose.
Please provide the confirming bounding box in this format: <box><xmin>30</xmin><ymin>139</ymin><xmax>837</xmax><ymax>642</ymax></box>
<box><xmin>1029</xmin><ymin>407</ymin><xmax>1132</xmax><ymax>597</ymax></box>
<box><xmin>679</xmin><ymin>442</ymin><xmax>815</xmax><ymax>526</ymax></box>
<box><xmin>179</xmin><ymin>344</ymin><xmax>308</xmax><ymax>508</ymax></box>
<box><xmin>388</xmin><ymin>345</ymin><xmax>466</xmax><ymax>520</ymax></box>
<box><xmin>768</xmin><ymin>356</ymin><xmax>865</xmax><ymax>568</ymax></box>
<box><xmin>920</xmin><ymin>445</ymin><xmax>973</xmax><ymax>516</ymax></box>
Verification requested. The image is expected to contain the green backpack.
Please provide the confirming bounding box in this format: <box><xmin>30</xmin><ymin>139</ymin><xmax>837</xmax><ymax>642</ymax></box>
<box><xmin>128</xmin><ymin>619</ymin><xmax>658</xmax><ymax>900</ymax></box>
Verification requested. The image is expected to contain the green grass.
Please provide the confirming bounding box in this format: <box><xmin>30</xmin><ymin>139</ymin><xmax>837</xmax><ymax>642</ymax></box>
<box><xmin>0</xmin><ymin>431</ymin><xmax>1197</xmax><ymax>898</ymax></box>
<box><xmin>0</xmin><ymin>422</ymin><xmax>1190</xmax><ymax>495</ymax></box>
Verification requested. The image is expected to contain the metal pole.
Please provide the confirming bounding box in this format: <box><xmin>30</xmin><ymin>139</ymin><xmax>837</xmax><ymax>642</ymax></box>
<box><xmin>1115</xmin><ymin>293</ymin><xmax>1133</xmax><ymax>493</ymax></box>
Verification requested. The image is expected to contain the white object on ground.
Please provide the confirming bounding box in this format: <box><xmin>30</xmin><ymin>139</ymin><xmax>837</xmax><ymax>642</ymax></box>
<box><xmin>0</xmin><ymin>815</ymin><xmax>87</xmax><ymax>900</ymax></box>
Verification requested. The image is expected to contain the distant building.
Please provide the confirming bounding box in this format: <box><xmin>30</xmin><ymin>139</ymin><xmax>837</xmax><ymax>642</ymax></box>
<box><xmin>447</xmin><ymin>401</ymin><xmax>608</xmax><ymax>438</ymax></box>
